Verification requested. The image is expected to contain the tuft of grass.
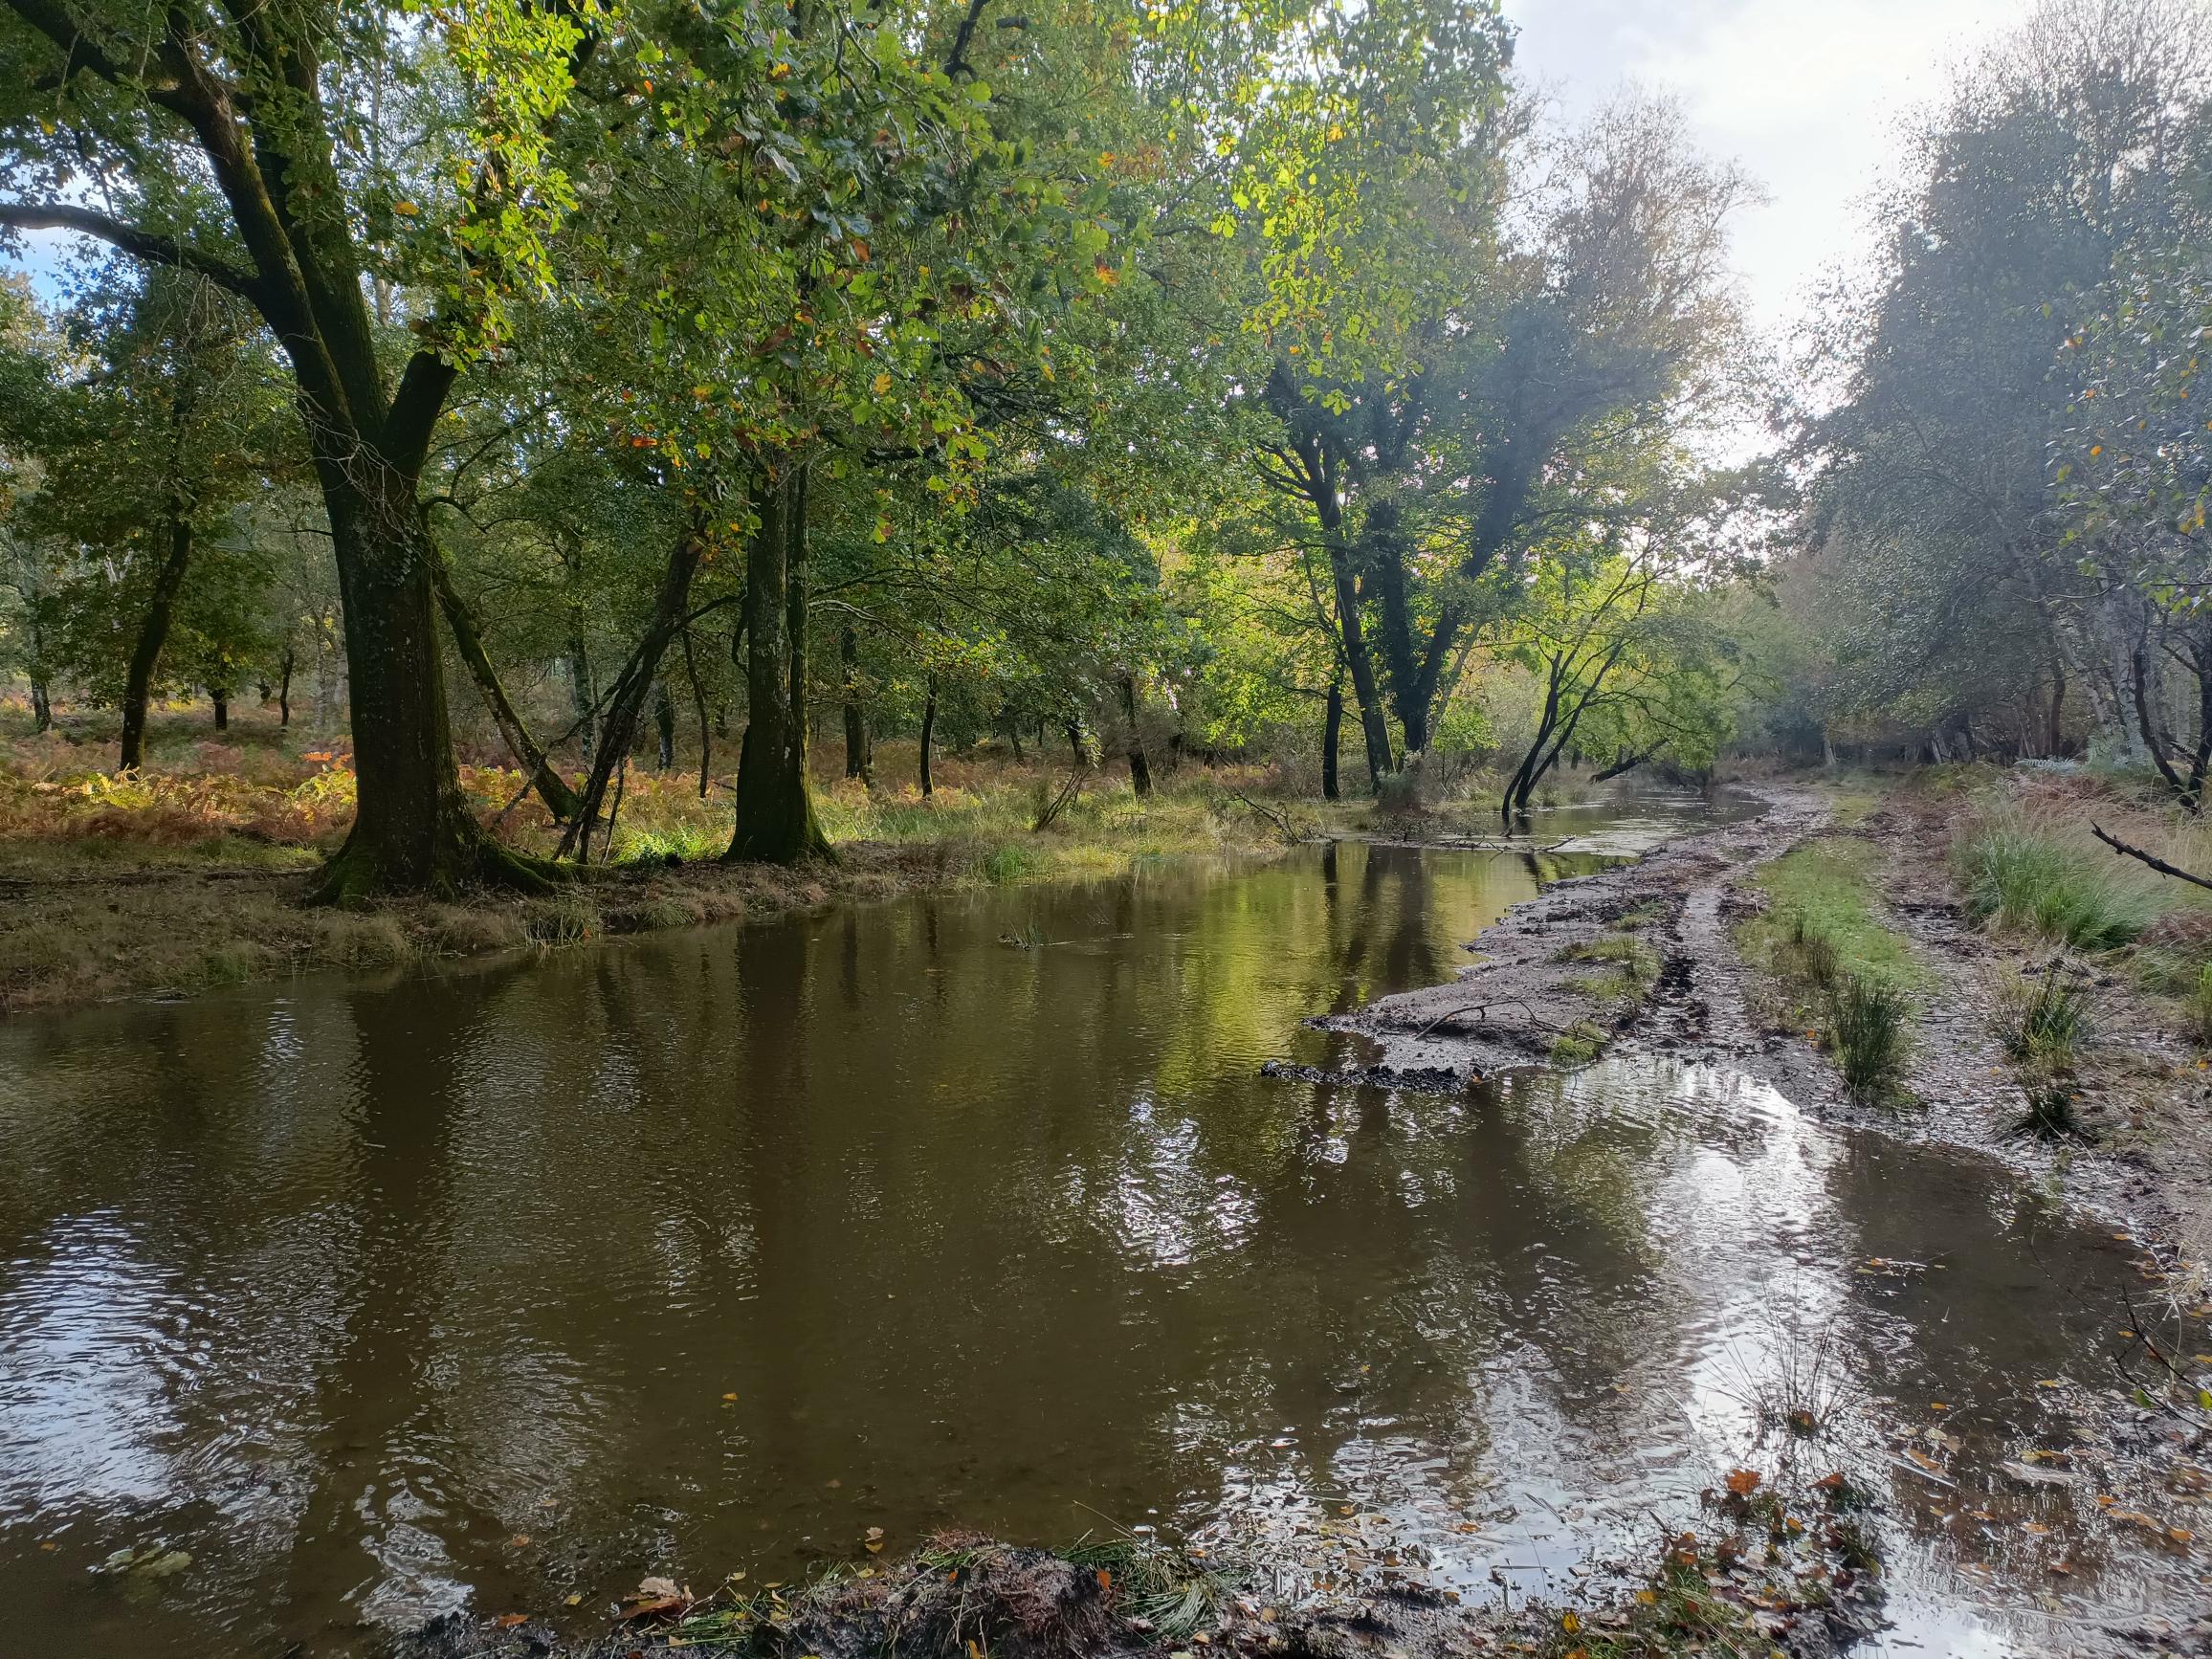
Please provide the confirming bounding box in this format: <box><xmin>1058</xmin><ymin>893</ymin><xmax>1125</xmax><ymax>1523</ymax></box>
<box><xmin>1957</xmin><ymin>815</ymin><xmax>2157</xmax><ymax>950</ymax></box>
<box><xmin>1789</xmin><ymin>913</ymin><xmax>1840</xmax><ymax>988</ymax></box>
<box><xmin>980</xmin><ymin>841</ymin><xmax>1038</xmax><ymax>885</ymax></box>
<box><xmin>2014</xmin><ymin>1079</ymin><xmax>2083</xmax><ymax>1141</ymax></box>
<box><xmin>1063</xmin><ymin>1536</ymin><xmax>1228</xmax><ymax>1641</ymax></box>
<box><xmin>2180</xmin><ymin>962</ymin><xmax>2212</xmax><ymax>1049</ymax></box>
<box><xmin>1827</xmin><ymin>972</ymin><xmax>1908</xmax><ymax>1099</ymax></box>
<box><xmin>1996</xmin><ymin>959</ymin><xmax>2091</xmax><ymax>1073</ymax></box>
<box><xmin>1550</xmin><ymin>1019</ymin><xmax>1607</xmax><ymax>1065</ymax></box>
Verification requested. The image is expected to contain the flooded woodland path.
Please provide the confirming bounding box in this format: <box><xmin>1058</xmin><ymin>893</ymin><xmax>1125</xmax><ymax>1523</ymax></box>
<box><xmin>1</xmin><ymin>787</ymin><xmax>2204</xmax><ymax>1658</ymax></box>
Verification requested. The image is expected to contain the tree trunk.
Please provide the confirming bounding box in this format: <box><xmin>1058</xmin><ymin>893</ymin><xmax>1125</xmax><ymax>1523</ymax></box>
<box><xmin>429</xmin><ymin>540</ymin><xmax>579</xmax><ymax>820</ymax></box>
<box><xmin>2047</xmin><ymin>660</ymin><xmax>2067</xmax><ymax>759</ymax></box>
<box><xmin>1120</xmin><ymin>675</ymin><xmax>1152</xmax><ymax>797</ymax></box>
<box><xmin>727</xmin><ymin>468</ymin><xmax>831</xmax><ymax>863</ymax></box>
<box><xmin>210</xmin><ymin>686</ymin><xmax>229</xmax><ymax>730</ymax></box>
<box><xmin>120</xmin><ymin>516</ymin><xmax>195</xmax><ymax>771</ymax></box>
<box><xmin>569</xmin><ymin>625</ymin><xmax>597</xmax><ymax>764</ymax></box>
<box><xmin>919</xmin><ymin>680</ymin><xmax>938</xmax><ymax>798</ymax></box>
<box><xmin>31</xmin><ymin>679</ymin><xmax>51</xmax><ymax>732</ymax></box>
<box><xmin>840</xmin><ymin>626</ymin><xmax>872</xmax><ymax>784</ymax></box>
<box><xmin>1322</xmin><ymin>532</ymin><xmax>1393</xmax><ymax>788</ymax></box>
<box><xmin>277</xmin><ymin>647</ymin><xmax>294</xmax><ymax>728</ymax></box>
<box><xmin>310</xmin><ymin>475</ymin><xmax>552</xmax><ymax>903</ymax></box>
<box><xmin>1066</xmin><ymin>719</ymin><xmax>1086</xmax><ymax>765</ymax></box>
<box><xmin>653</xmin><ymin>678</ymin><xmax>676</xmax><ymax>770</ymax></box>
<box><xmin>1363</xmin><ymin>498</ymin><xmax>1431</xmax><ymax>755</ymax></box>
<box><xmin>1322</xmin><ymin>676</ymin><xmax>1343</xmax><ymax>801</ymax></box>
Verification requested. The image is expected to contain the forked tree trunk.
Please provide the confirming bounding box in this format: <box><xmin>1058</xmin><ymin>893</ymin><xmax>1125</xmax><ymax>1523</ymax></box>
<box><xmin>727</xmin><ymin>469</ymin><xmax>831</xmax><ymax>863</ymax></box>
<box><xmin>120</xmin><ymin>516</ymin><xmax>195</xmax><ymax>771</ymax></box>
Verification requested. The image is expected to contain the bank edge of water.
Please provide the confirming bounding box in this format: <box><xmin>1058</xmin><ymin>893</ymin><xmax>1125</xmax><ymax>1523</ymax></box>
<box><xmin>0</xmin><ymin>817</ymin><xmax>1298</xmax><ymax>1019</ymax></box>
<box><xmin>387</xmin><ymin>1493</ymin><xmax>1887</xmax><ymax>1659</ymax></box>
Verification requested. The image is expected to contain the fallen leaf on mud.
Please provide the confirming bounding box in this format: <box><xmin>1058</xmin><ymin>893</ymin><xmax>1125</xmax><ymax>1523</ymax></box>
<box><xmin>2171</xmin><ymin>1528</ymin><xmax>2196</xmax><ymax>1545</ymax></box>
<box><xmin>1724</xmin><ymin>1470</ymin><xmax>1761</xmax><ymax>1496</ymax></box>
<box><xmin>1904</xmin><ymin>1449</ymin><xmax>1945</xmax><ymax>1474</ymax></box>
<box><xmin>498</xmin><ymin>1615</ymin><xmax>531</xmax><ymax>1628</ymax></box>
<box><xmin>565</xmin><ymin>1595</ymin><xmax>584</xmax><ymax>1607</ymax></box>
<box><xmin>1559</xmin><ymin>1612</ymin><xmax>1582</xmax><ymax>1634</ymax></box>
<box><xmin>510</xmin><ymin>1535</ymin><xmax>531</xmax><ymax>1547</ymax></box>
<box><xmin>634</xmin><ymin>1578</ymin><xmax>681</xmax><ymax>1601</ymax></box>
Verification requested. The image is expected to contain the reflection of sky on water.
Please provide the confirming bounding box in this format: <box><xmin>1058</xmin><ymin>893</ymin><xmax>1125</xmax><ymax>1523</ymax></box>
<box><xmin>0</xmin><ymin>823</ymin><xmax>2196</xmax><ymax>1657</ymax></box>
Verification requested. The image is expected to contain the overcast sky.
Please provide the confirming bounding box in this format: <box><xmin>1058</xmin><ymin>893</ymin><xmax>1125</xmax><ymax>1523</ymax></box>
<box><xmin>1503</xmin><ymin>0</ymin><xmax>2028</xmax><ymax>344</ymax></box>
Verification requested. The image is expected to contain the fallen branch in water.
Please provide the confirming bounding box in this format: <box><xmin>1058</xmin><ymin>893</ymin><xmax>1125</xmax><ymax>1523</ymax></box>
<box><xmin>2090</xmin><ymin>823</ymin><xmax>2212</xmax><ymax>893</ymax></box>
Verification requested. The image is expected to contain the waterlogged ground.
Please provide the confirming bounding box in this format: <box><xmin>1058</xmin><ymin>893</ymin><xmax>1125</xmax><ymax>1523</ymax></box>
<box><xmin>0</xmin><ymin>790</ymin><xmax>2203</xmax><ymax>1657</ymax></box>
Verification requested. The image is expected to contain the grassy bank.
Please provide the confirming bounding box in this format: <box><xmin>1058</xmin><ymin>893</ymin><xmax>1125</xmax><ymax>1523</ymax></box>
<box><xmin>1736</xmin><ymin>830</ymin><xmax>1923</xmax><ymax>1098</ymax></box>
<box><xmin>0</xmin><ymin>711</ymin><xmax>1310</xmax><ymax>1016</ymax></box>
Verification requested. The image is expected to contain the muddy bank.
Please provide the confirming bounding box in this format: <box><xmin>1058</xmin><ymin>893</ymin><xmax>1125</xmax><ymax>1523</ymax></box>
<box><xmin>1316</xmin><ymin>786</ymin><xmax>1825</xmax><ymax>1081</ymax></box>
<box><xmin>385</xmin><ymin>1499</ymin><xmax>1891</xmax><ymax>1659</ymax></box>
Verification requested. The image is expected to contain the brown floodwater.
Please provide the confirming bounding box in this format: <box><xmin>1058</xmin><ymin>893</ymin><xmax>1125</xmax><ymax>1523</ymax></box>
<box><xmin>0</xmin><ymin>792</ymin><xmax>2202</xmax><ymax>1657</ymax></box>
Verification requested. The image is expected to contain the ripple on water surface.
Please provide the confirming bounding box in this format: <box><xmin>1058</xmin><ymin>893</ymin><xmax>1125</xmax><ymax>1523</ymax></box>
<box><xmin>0</xmin><ymin>813</ymin><xmax>2201</xmax><ymax>1656</ymax></box>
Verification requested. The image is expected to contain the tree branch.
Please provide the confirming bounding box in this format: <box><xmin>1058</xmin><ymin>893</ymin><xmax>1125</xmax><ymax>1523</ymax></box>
<box><xmin>2090</xmin><ymin>823</ymin><xmax>2212</xmax><ymax>893</ymax></box>
<box><xmin>0</xmin><ymin>201</ymin><xmax>263</xmax><ymax>301</ymax></box>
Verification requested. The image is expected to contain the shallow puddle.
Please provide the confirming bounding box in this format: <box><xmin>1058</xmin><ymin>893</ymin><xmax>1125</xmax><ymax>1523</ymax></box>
<box><xmin>1</xmin><ymin>800</ymin><xmax>2203</xmax><ymax>1655</ymax></box>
